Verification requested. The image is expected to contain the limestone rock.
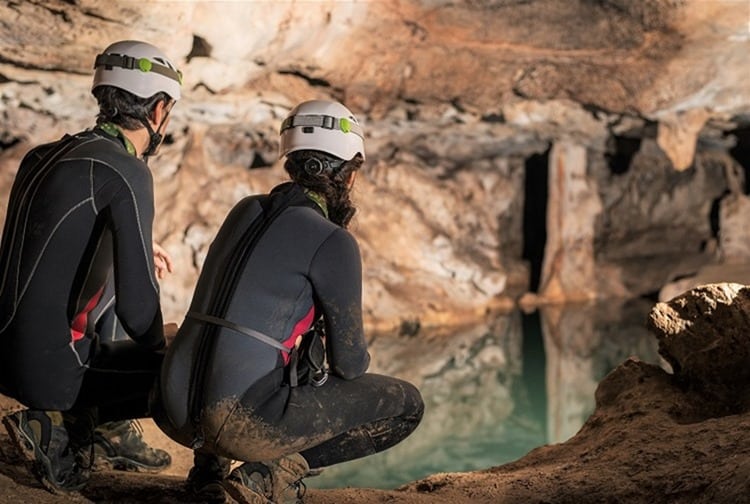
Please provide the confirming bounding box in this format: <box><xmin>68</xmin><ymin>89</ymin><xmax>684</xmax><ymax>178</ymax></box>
<box><xmin>647</xmin><ymin>283</ymin><xmax>750</xmax><ymax>411</ymax></box>
<box><xmin>719</xmin><ymin>193</ymin><xmax>750</xmax><ymax>264</ymax></box>
<box><xmin>656</xmin><ymin>108</ymin><xmax>712</xmax><ymax>171</ymax></box>
<box><xmin>1</xmin><ymin>0</ymin><xmax>750</xmax><ymax>327</ymax></box>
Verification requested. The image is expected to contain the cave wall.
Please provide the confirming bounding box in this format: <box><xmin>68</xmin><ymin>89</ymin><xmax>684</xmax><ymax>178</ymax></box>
<box><xmin>1</xmin><ymin>0</ymin><xmax>749</xmax><ymax>330</ymax></box>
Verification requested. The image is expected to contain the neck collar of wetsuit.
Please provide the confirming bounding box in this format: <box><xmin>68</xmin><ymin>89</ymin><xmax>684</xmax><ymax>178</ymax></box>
<box><xmin>97</xmin><ymin>122</ymin><xmax>137</xmax><ymax>157</ymax></box>
<box><xmin>303</xmin><ymin>189</ymin><xmax>329</xmax><ymax>219</ymax></box>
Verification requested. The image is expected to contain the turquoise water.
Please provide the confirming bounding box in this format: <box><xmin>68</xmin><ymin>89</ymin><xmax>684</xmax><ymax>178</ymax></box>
<box><xmin>307</xmin><ymin>298</ymin><xmax>662</xmax><ymax>490</ymax></box>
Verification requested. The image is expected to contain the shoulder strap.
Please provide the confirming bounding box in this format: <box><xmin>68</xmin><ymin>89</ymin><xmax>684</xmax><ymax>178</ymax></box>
<box><xmin>37</xmin><ymin>134</ymin><xmax>82</xmax><ymax>166</ymax></box>
<box><xmin>15</xmin><ymin>133</ymin><xmax>87</xmax><ymax>189</ymax></box>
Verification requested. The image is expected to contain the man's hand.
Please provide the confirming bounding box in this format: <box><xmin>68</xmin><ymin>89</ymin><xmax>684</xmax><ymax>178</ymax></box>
<box><xmin>153</xmin><ymin>241</ymin><xmax>174</xmax><ymax>280</ymax></box>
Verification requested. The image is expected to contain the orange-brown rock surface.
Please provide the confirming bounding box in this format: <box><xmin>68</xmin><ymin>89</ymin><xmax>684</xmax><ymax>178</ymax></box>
<box><xmin>3</xmin><ymin>283</ymin><xmax>750</xmax><ymax>502</ymax></box>
<box><xmin>1</xmin><ymin>1</ymin><xmax>750</xmax><ymax>329</ymax></box>
<box><xmin>2</xmin><ymin>2</ymin><xmax>750</xmax><ymax>499</ymax></box>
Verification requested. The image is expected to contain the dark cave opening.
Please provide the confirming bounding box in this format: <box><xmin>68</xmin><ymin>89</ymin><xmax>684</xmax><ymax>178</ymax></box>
<box><xmin>709</xmin><ymin>191</ymin><xmax>728</xmax><ymax>241</ymax></box>
<box><xmin>522</xmin><ymin>149</ymin><xmax>550</xmax><ymax>293</ymax></box>
<box><xmin>248</xmin><ymin>152</ymin><xmax>269</xmax><ymax>169</ymax></box>
<box><xmin>605</xmin><ymin>135</ymin><xmax>642</xmax><ymax>175</ymax></box>
<box><xmin>0</xmin><ymin>134</ymin><xmax>21</xmax><ymax>152</ymax></box>
<box><xmin>186</xmin><ymin>35</ymin><xmax>213</xmax><ymax>62</ymax></box>
<box><xmin>728</xmin><ymin>126</ymin><xmax>750</xmax><ymax>194</ymax></box>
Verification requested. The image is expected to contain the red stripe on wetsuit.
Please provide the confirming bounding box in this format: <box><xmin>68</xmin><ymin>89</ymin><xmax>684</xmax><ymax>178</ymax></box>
<box><xmin>70</xmin><ymin>285</ymin><xmax>105</xmax><ymax>342</ymax></box>
<box><xmin>281</xmin><ymin>306</ymin><xmax>315</xmax><ymax>365</ymax></box>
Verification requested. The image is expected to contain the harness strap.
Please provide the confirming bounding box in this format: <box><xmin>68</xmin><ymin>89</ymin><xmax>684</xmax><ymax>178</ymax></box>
<box><xmin>186</xmin><ymin>311</ymin><xmax>289</xmax><ymax>353</ymax></box>
<box><xmin>289</xmin><ymin>345</ymin><xmax>300</xmax><ymax>388</ymax></box>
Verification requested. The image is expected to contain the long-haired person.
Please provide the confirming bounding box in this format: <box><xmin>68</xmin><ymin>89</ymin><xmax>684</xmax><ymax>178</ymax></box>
<box><xmin>155</xmin><ymin>100</ymin><xmax>424</xmax><ymax>503</ymax></box>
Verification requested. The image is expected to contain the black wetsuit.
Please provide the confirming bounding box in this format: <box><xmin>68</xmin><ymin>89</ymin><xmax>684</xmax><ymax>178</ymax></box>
<box><xmin>156</xmin><ymin>182</ymin><xmax>423</xmax><ymax>467</ymax></box>
<box><xmin>0</xmin><ymin>128</ymin><xmax>165</xmax><ymax>415</ymax></box>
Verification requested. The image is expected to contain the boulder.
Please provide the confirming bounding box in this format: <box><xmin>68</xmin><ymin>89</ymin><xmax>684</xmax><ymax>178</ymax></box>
<box><xmin>648</xmin><ymin>282</ymin><xmax>750</xmax><ymax>413</ymax></box>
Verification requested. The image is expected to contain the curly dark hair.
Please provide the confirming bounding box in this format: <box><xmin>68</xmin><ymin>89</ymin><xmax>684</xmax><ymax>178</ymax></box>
<box><xmin>284</xmin><ymin>150</ymin><xmax>363</xmax><ymax>228</ymax></box>
<box><xmin>92</xmin><ymin>86</ymin><xmax>171</xmax><ymax>130</ymax></box>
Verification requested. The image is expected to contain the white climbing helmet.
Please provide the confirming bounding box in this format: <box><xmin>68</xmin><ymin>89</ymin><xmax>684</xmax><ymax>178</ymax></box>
<box><xmin>279</xmin><ymin>100</ymin><xmax>365</xmax><ymax>161</ymax></box>
<box><xmin>92</xmin><ymin>40</ymin><xmax>182</xmax><ymax>100</ymax></box>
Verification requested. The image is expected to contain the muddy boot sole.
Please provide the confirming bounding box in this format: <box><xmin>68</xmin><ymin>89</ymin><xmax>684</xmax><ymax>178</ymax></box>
<box><xmin>187</xmin><ymin>480</ymin><xmax>228</xmax><ymax>504</ymax></box>
<box><xmin>93</xmin><ymin>453</ymin><xmax>170</xmax><ymax>473</ymax></box>
<box><xmin>2</xmin><ymin>415</ymin><xmax>87</xmax><ymax>495</ymax></box>
<box><xmin>225</xmin><ymin>478</ymin><xmax>272</xmax><ymax>504</ymax></box>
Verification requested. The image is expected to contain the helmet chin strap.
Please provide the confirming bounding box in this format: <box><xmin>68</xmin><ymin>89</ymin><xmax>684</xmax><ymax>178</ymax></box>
<box><xmin>140</xmin><ymin>111</ymin><xmax>170</xmax><ymax>159</ymax></box>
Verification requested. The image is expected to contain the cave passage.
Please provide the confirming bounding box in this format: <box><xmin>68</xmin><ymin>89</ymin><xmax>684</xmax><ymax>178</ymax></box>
<box><xmin>729</xmin><ymin>126</ymin><xmax>750</xmax><ymax>194</ymax></box>
<box><xmin>522</xmin><ymin>149</ymin><xmax>549</xmax><ymax>293</ymax></box>
<box><xmin>605</xmin><ymin>134</ymin><xmax>642</xmax><ymax>175</ymax></box>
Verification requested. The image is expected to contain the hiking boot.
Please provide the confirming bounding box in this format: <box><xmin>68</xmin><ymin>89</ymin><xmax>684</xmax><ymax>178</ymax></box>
<box><xmin>186</xmin><ymin>451</ymin><xmax>231</xmax><ymax>504</ymax></box>
<box><xmin>2</xmin><ymin>410</ymin><xmax>90</xmax><ymax>494</ymax></box>
<box><xmin>226</xmin><ymin>453</ymin><xmax>311</xmax><ymax>504</ymax></box>
<box><xmin>91</xmin><ymin>419</ymin><xmax>171</xmax><ymax>473</ymax></box>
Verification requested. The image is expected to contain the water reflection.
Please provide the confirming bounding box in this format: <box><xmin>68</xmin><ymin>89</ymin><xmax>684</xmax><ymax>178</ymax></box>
<box><xmin>308</xmin><ymin>298</ymin><xmax>662</xmax><ymax>490</ymax></box>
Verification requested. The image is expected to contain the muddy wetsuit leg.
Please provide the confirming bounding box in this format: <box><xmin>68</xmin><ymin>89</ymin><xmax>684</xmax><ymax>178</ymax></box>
<box><xmin>297</xmin><ymin>376</ymin><xmax>424</xmax><ymax>468</ymax></box>
<box><xmin>222</xmin><ymin>372</ymin><xmax>423</xmax><ymax>466</ymax></box>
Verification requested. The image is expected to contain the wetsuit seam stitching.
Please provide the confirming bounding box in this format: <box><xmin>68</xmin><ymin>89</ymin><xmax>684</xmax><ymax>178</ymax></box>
<box><xmin>96</xmin><ymin>161</ymin><xmax>159</xmax><ymax>293</ymax></box>
<box><xmin>94</xmin><ymin>295</ymin><xmax>117</xmax><ymax>341</ymax></box>
<box><xmin>71</xmin><ymin>228</ymin><xmax>110</xmax><ymax>339</ymax></box>
<box><xmin>0</xmin><ymin>198</ymin><xmax>93</xmax><ymax>332</ymax></box>
<box><xmin>0</xmin><ymin>158</ymin><xmax>61</xmax><ymax>299</ymax></box>
<box><xmin>68</xmin><ymin>340</ymin><xmax>89</xmax><ymax>368</ymax></box>
<box><xmin>89</xmin><ymin>159</ymin><xmax>98</xmax><ymax>214</ymax></box>
<box><xmin>0</xmin><ymin>136</ymin><xmax>99</xmax><ymax>299</ymax></box>
<box><xmin>94</xmin><ymin>295</ymin><xmax>115</xmax><ymax>324</ymax></box>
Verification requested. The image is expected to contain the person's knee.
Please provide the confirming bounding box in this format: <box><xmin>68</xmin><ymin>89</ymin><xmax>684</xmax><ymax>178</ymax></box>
<box><xmin>400</xmin><ymin>380</ymin><xmax>424</xmax><ymax>421</ymax></box>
